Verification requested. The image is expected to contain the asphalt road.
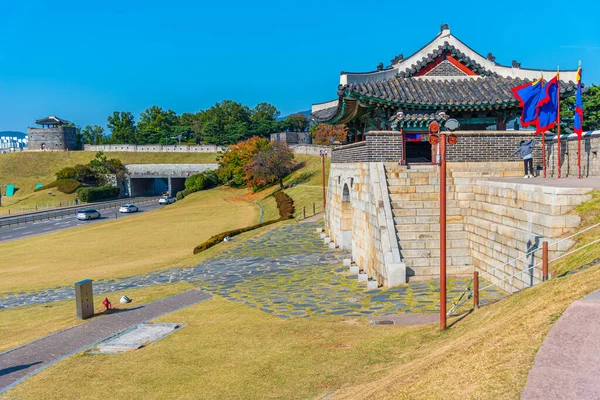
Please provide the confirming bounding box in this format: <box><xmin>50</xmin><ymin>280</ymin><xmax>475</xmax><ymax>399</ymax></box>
<box><xmin>0</xmin><ymin>201</ymin><xmax>164</xmax><ymax>243</ymax></box>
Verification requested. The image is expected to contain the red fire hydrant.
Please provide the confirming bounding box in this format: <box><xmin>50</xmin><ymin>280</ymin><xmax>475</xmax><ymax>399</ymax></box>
<box><xmin>102</xmin><ymin>297</ymin><xmax>112</xmax><ymax>311</ymax></box>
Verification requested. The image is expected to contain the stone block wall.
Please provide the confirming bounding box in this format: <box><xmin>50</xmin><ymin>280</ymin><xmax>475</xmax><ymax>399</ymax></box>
<box><xmin>27</xmin><ymin>127</ymin><xmax>78</xmax><ymax>151</ymax></box>
<box><xmin>457</xmin><ymin>179</ymin><xmax>591</xmax><ymax>292</ymax></box>
<box><xmin>327</xmin><ymin>158</ymin><xmax>593</xmax><ymax>292</ymax></box>
<box><xmin>326</xmin><ymin>162</ymin><xmax>404</xmax><ymax>287</ymax></box>
<box><xmin>545</xmin><ymin>131</ymin><xmax>600</xmax><ymax>178</ymax></box>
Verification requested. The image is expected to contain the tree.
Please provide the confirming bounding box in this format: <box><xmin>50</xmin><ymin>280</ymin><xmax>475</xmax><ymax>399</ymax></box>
<box><xmin>312</xmin><ymin>124</ymin><xmax>348</xmax><ymax>145</ymax></box>
<box><xmin>561</xmin><ymin>84</ymin><xmax>600</xmax><ymax>132</ymax></box>
<box><xmin>250</xmin><ymin>102</ymin><xmax>280</xmax><ymax>137</ymax></box>
<box><xmin>107</xmin><ymin>111</ymin><xmax>137</xmax><ymax>144</ymax></box>
<box><xmin>179</xmin><ymin>112</ymin><xmax>204</xmax><ymax>143</ymax></box>
<box><xmin>137</xmin><ymin>106</ymin><xmax>179</xmax><ymax>144</ymax></box>
<box><xmin>279</xmin><ymin>113</ymin><xmax>309</xmax><ymax>132</ymax></box>
<box><xmin>216</xmin><ymin>136</ymin><xmax>271</xmax><ymax>186</ymax></box>
<box><xmin>245</xmin><ymin>141</ymin><xmax>296</xmax><ymax>190</ymax></box>
<box><xmin>81</xmin><ymin>125</ymin><xmax>106</xmax><ymax>145</ymax></box>
<box><xmin>200</xmin><ymin>100</ymin><xmax>252</xmax><ymax>145</ymax></box>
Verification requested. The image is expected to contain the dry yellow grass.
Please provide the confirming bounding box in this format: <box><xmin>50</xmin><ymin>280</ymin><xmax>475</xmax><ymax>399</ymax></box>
<box><xmin>5</xmin><ymin>265</ymin><xmax>600</xmax><ymax>400</ymax></box>
<box><xmin>0</xmin><ymin>187</ymin><xmax>259</xmax><ymax>293</ymax></box>
<box><xmin>0</xmin><ymin>282</ymin><xmax>194</xmax><ymax>353</ymax></box>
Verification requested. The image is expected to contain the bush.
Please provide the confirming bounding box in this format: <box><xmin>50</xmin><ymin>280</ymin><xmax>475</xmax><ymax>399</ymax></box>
<box><xmin>55</xmin><ymin>164</ymin><xmax>95</xmax><ymax>183</ymax></box>
<box><xmin>34</xmin><ymin>179</ymin><xmax>81</xmax><ymax>194</ymax></box>
<box><xmin>176</xmin><ymin>189</ymin><xmax>191</xmax><ymax>201</ymax></box>
<box><xmin>192</xmin><ymin>190</ymin><xmax>295</xmax><ymax>254</ymax></box>
<box><xmin>193</xmin><ymin>218</ymin><xmax>283</xmax><ymax>254</ymax></box>
<box><xmin>184</xmin><ymin>171</ymin><xmax>220</xmax><ymax>194</ymax></box>
<box><xmin>273</xmin><ymin>191</ymin><xmax>294</xmax><ymax>218</ymax></box>
<box><xmin>77</xmin><ymin>185</ymin><xmax>119</xmax><ymax>202</ymax></box>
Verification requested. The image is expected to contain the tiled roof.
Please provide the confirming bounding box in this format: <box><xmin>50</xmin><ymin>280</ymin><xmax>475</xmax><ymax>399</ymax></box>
<box><xmin>311</xmin><ymin>105</ymin><xmax>339</xmax><ymax>121</ymax></box>
<box><xmin>341</xmin><ymin>76</ymin><xmax>577</xmax><ymax>108</ymax></box>
<box><xmin>396</xmin><ymin>42</ymin><xmax>492</xmax><ymax>77</ymax></box>
<box><xmin>35</xmin><ymin>116</ymin><xmax>70</xmax><ymax>126</ymax></box>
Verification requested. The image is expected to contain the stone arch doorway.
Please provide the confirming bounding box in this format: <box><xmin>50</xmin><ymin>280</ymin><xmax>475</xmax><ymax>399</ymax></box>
<box><xmin>339</xmin><ymin>182</ymin><xmax>353</xmax><ymax>250</ymax></box>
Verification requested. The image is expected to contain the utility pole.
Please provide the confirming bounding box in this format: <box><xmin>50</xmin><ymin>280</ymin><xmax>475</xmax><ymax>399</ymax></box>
<box><xmin>429</xmin><ymin>120</ymin><xmax>459</xmax><ymax>331</ymax></box>
<box><xmin>320</xmin><ymin>150</ymin><xmax>328</xmax><ymax>211</ymax></box>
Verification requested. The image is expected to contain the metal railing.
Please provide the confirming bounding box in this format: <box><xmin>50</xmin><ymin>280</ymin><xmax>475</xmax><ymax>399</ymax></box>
<box><xmin>447</xmin><ymin>221</ymin><xmax>600</xmax><ymax>316</ymax></box>
<box><xmin>0</xmin><ymin>200</ymin><xmax>80</xmax><ymax>216</ymax></box>
<box><xmin>0</xmin><ymin>196</ymin><xmax>160</xmax><ymax>228</ymax></box>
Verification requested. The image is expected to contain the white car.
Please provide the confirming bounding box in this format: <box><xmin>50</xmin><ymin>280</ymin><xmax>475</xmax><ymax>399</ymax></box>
<box><xmin>159</xmin><ymin>196</ymin><xmax>176</xmax><ymax>205</ymax></box>
<box><xmin>76</xmin><ymin>209</ymin><xmax>101</xmax><ymax>221</ymax></box>
<box><xmin>119</xmin><ymin>204</ymin><xmax>139</xmax><ymax>213</ymax></box>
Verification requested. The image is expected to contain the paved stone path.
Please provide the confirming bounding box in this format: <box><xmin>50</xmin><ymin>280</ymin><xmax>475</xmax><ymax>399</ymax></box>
<box><xmin>521</xmin><ymin>289</ymin><xmax>600</xmax><ymax>399</ymax></box>
<box><xmin>0</xmin><ymin>290</ymin><xmax>211</xmax><ymax>393</ymax></box>
<box><xmin>1</xmin><ymin>223</ymin><xmax>504</xmax><ymax>318</ymax></box>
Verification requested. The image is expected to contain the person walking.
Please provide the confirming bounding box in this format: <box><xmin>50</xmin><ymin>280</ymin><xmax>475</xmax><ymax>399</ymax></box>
<box><xmin>512</xmin><ymin>139</ymin><xmax>537</xmax><ymax>178</ymax></box>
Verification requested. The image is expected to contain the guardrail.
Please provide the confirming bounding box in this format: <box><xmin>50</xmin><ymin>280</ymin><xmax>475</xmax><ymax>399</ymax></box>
<box><xmin>0</xmin><ymin>200</ymin><xmax>81</xmax><ymax>217</ymax></box>
<box><xmin>0</xmin><ymin>196</ymin><xmax>160</xmax><ymax>228</ymax></box>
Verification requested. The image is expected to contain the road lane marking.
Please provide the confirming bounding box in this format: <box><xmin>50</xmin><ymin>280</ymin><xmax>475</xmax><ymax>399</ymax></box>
<box><xmin>1</xmin><ymin>235</ymin><xmax>12</xmax><ymax>239</ymax></box>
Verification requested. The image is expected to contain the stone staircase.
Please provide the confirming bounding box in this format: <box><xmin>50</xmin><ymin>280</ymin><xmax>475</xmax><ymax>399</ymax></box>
<box><xmin>384</xmin><ymin>164</ymin><xmax>472</xmax><ymax>281</ymax></box>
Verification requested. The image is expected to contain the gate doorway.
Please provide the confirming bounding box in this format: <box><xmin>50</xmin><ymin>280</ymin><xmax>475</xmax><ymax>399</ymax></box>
<box><xmin>403</xmin><ymin>133</ymin><xmax>433</xmax><ymax>164</ymax></box>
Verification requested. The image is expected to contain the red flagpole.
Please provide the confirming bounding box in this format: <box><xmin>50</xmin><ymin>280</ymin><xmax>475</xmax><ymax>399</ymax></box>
<box><xmin>542</xmin><ymin>131</ymin><xmax>546</xmax><ymax>178</ymax></box>
<box><xmin>557</xmin><ymin>70</ymin><xmax>561</xmax><ymax>179</ymax></box>
<box><xmin>578</xmin><ymin>63</ymin><xmax>582</xmax><ymax>179</ymax></box>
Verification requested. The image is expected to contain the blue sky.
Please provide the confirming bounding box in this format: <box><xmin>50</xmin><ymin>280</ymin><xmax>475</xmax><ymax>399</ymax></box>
<box><xmin>1</xmin><ymin>0</ymin><xmax>599</xmax><ymax>132</ymax></box>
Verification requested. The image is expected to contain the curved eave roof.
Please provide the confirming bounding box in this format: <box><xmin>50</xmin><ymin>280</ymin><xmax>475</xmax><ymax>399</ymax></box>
<box><xmin>340</xmin><ymin>27</ymin><xmax>579</xmax><ymax>85</ymax></box>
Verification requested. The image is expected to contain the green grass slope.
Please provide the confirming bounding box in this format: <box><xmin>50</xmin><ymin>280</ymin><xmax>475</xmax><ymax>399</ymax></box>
<box><xmin>0</xmin><ymin>151</ymin><xmax>217</xmax><ymax>210</ymax></box>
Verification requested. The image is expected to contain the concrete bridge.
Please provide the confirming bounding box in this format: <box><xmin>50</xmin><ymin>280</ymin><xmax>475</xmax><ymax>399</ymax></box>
<box><xmin>125</xmin><ymin>164</ymin><xmax>218</xmax><ymax>197</ymax></box>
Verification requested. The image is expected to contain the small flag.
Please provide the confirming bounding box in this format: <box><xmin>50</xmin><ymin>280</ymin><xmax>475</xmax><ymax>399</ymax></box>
<box><xmin>512</xmin><ymin>78</ymin><xmax>545</xmax><ymax>128</ymax></box>
<box><xmin>536</xmin><ymin>74</ymin><xmax>560</xmax><ymax>133</ymax></box>
<box><xmin>574</xmin><ymin>67</ymin><xmax>584</xmax><ymax>137</ymax></box>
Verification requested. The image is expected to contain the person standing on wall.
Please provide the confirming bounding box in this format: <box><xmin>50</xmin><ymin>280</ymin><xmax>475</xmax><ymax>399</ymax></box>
<box><xmin>511</xmin><ymin>139</ymin><xmax>537</xmax><ymax>179</ymax></box>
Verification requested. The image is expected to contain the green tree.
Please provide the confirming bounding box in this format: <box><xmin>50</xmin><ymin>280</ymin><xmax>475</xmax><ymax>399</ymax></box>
<box><xmin>561</xmin><ymin>84</ymin><xmax>600</xmax><ymax>132</ymax></box>
<box><xmin>200</xmin><ymin>100</ymin><xmax>252</xmax><ymax>145</ymax></box>
<box><xmin>279</xmin><ymin>113</ymin><xmax>309</xmax><ymax>132</ymax></box>
<box><xmin>137</xmin><ymin>106</ymin><xmax>179</xmax><ymax>144</ymax></box>
<box><xmin>107</xmin><ymin>111</ymin><xmax>137</xmax><ymax>144</ymax></box>
<box><xmin>179</xmin><ymin>112</ymin><xmax>204</xmax><ymax>143</ymax></box>
<box><xmin>250</xmin><ymin>102</ymin><xmax>280</xmax><ymax>137</ymax></box>
<box><xmin>81</xmin><ymin>125</ymin><xmax>106</xmax><ymax>145</ymax></box>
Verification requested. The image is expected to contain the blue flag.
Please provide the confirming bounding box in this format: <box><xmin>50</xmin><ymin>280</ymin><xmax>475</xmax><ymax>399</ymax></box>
<box><xmin>512</xmin><ymin>78</ymin><xmax>545</xmax><ymax>128</ymax></box>
<box><xmin>536</xmin><ymin>75</ymin><xmax>560</xmax><ymax>133</ymax></box>
<box><xmin>574</xmin><ymin>68</ymin><xmax>584</xmax><ymax>137</ymax></box>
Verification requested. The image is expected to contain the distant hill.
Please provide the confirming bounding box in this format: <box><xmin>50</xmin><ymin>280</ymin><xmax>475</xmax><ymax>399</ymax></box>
<box><xmin>0</xmin><ymin>131</ymin><xmax>27</xmax><ymax>139</ymax></box>
<box><xmin>278</xmin><ymin>110</ymin><xmax>311</xmax><ymax>121</ymax></box>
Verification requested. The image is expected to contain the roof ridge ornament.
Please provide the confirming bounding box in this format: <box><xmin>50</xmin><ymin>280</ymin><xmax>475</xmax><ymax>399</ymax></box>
<box><xmin>440</xmin><ymin>23</ymin><xmax>450</xmax><ymax>33</ymax></box>
<box><xmin>487</xmin><ymin>53</ymin><xmax>496</xmax><ymax>63</ymax></box>
<box><xmin>512</xmin><ymin>60</ymin><xmax>521</xmax><ymax>68</ymax></box>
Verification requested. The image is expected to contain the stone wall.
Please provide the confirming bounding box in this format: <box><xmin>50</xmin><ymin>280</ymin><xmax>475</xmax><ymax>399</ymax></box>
<box><xmin>28</xmin><ymin>127</ymin><xmax>78</xmax><ymax>151</ymax></box>
<box><xmin>327</xmin><ymin>159</ymin><xmax>592</xmax><ymax>292</ymax></box>
<box><xmin>84</xmin><ymin>144</ymin><xmax>223</xmax><ymax>153</ymax></box>
<box><xmin>457</xmin><ymin>179</ymin><xmax>591</xmax><ymax>292</ymax></box>
<box><xmin>326</xmin><ymin>162</ymin><xmax>405</xmax><ymax>287</ymax></box>
<box><xmin>545</xmin><ymin>131</ymin><xmax>600</xmax><ymax>178</ymax></box>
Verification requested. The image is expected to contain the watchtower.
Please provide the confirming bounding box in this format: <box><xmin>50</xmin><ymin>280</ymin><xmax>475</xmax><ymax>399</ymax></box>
<box><xmin>27</xmin><ymin>116</ymin><xmax>78</xmax><ymax>151</ymax></box>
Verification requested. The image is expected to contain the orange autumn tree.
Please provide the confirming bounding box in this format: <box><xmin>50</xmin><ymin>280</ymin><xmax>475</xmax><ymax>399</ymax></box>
<box><xmin>245</xmin><ymin>141</ymin><xmax>295</xmax><ymax>190</ymax></box>
<box><xmin>311</xmin><ymin>124</ymin><xmax>348</xmax><ymax>145</ymax></box>
<box><xmin>216</xmin><ymin>136</ymin><xmax>270</xmax><ymax>187</ymax></box>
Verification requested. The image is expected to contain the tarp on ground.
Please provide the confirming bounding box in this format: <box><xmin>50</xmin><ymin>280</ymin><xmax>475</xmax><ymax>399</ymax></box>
<box><xmin>5</xmin><ymin>184</ymin><xmax>15</xmax><ymax>196</ymax></box>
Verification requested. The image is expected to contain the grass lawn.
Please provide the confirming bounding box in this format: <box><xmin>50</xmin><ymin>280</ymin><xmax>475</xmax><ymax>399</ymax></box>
<box><xmin>0</xmin><ymin>282</ymin><xmax>194</xmax><ymax>353</ymax></box>
<box><xmin>5</xmin><ymin>265</ymin><xmax>600</xmax><ymax>400</ymax></box>
<box><xmin>254</xmin><ymin>154</ymin><xmax>330</xmax><ymax>221</ymax></box>
<box><xmin>0</xmin><ymin>151</ymin><xmax>217</xmax><ymax>210</ymax></box>
<box><xmin>0</xmin><ymin>187</ymin><xmax>259</xmax><ymax>294</ymax></box>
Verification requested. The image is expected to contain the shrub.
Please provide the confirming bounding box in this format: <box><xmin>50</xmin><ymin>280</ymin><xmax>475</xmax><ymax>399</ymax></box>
<box><xmin>55</xmin><ymin>166</ymin><xmax>77</xmax><ymax>180</ymax></box>
<box><xmin>192</xmin><ymin>190</ymin><xmax>295</xmax><ymax>254</ymax></box>
<box><xmin>193</xmin><ymin>218</ymin><xmax>283</xmax><ymax>254</ymax></box>
<box><xmin>77</xmin><ymin>185</ymin><xmax>119</xmax><ymax>202</ymax></box>
<box><xmin>184</xmin><ymin>171</ymin><xmax>220</xmax><ymax>194</ymax></box>
<box><xmin>34</xmin><ymin>179</ymin><xmax>81</xmax><ymax>194</ymax></box>
<box><xmin>273</xmin><ymin>191</ymin><xmax>294</xmax><ymax>218</ymax></box>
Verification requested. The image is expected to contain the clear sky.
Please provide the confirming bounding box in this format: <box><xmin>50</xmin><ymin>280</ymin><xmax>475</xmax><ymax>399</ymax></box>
<box><xmin>1</xmin><ymin>0</ymin><xmax>599</xmax><ymax>133</ymax></box>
